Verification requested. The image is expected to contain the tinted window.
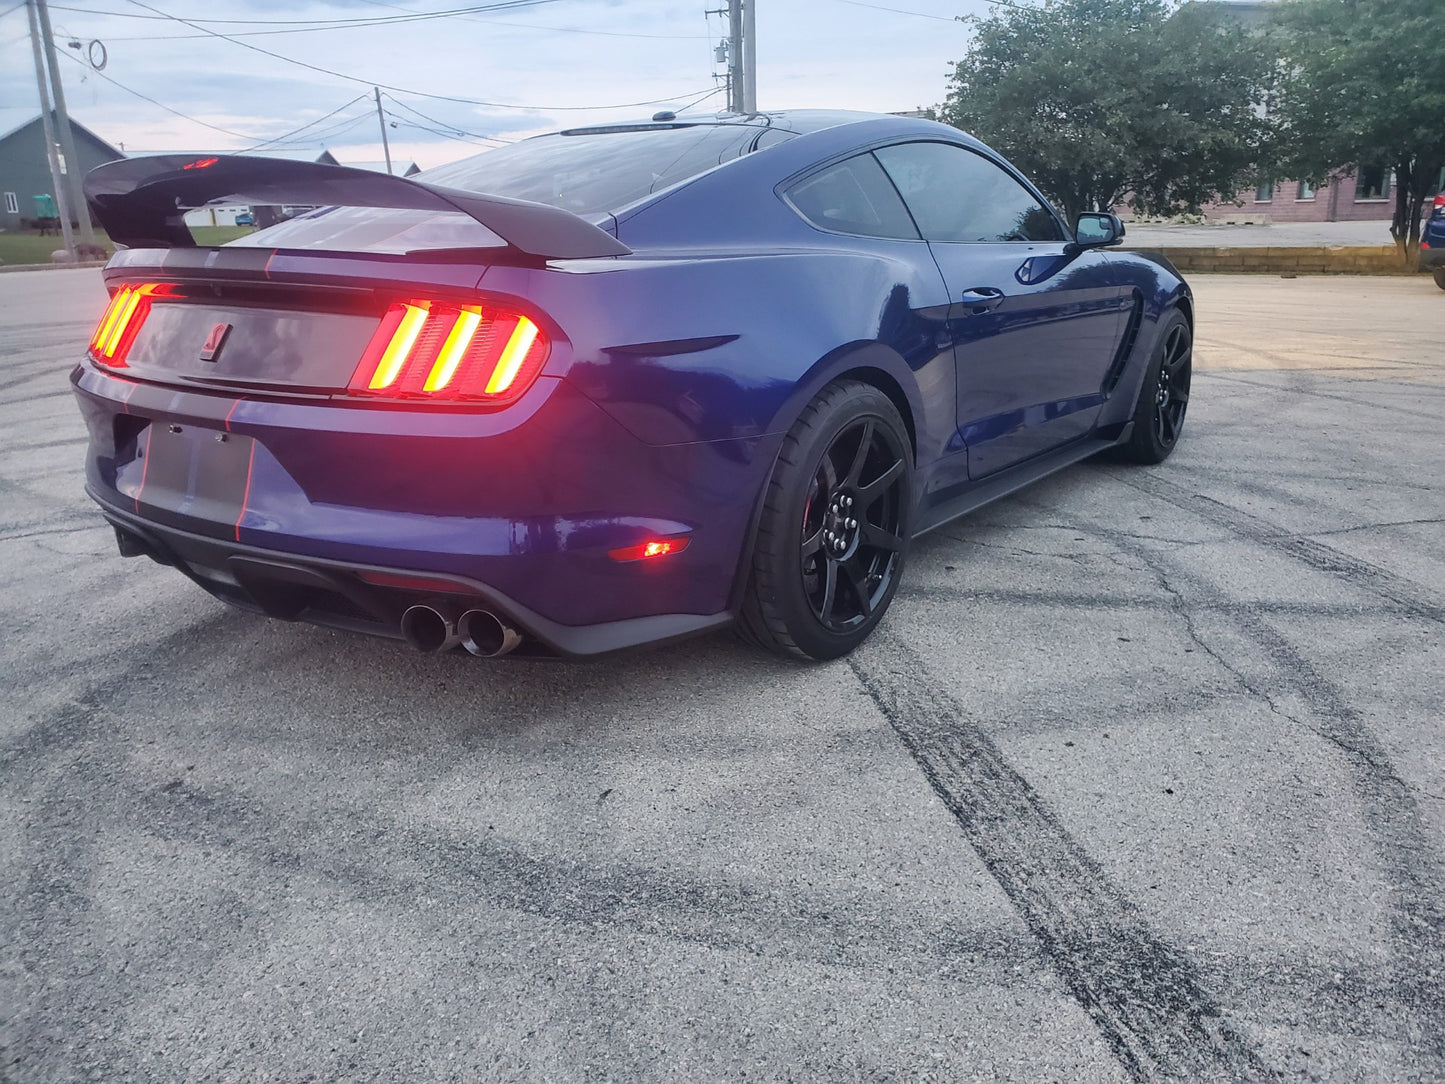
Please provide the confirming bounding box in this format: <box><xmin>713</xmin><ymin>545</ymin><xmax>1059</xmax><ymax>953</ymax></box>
<box><xmin>419</xmin><ymin>124</ymin><xmax>792</xmax><ymax>216</ymax></box>
<box><xmin>784</xmin><ymin>154</ymin><xmax>919</xmax><ymax>240</ymax></box>
<box><xmin>873</xmin><ymin>142</ymin><xmax>1064</xmax><ymax>243</ymax></box>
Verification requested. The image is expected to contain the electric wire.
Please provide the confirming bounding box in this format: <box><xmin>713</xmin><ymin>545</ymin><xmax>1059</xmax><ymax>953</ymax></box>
<box><xmin>55</xmin><ymin>46</ymin><xmax>261</xmax><ymax>138</ymax></box>
<box><xmin>111</xmin><ymin>0</ymin><xmax>723</xmax><ymax>112</ymax></box>
<box><xmin>831</xmin><ymin>0</ymin><xmax>967</xmax><ymax>21</ymax></box>
<box><xmin>380</xmin><ymin>94</ymin><xmax>513</xmax><ymax>144</ymax></box>
<box><xmin>345</xmin><ymin>0</ymin><xmax>711</xmax><ymax>40</ymax></box>
<box><xmin>50</xmin><ymin>1</ymin><xmax>559</xmax><ymax>27</ymax></box>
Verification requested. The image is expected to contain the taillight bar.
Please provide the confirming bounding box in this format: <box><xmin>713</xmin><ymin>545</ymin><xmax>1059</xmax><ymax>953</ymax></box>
<box><xmin>347</xmin><ymin>299</ymin><xmax>550</xmax><ymax>404</ymax></box>
<box><xmin>88</xmin><ymin>282</ymin><xmax>176</xmax><ymax>367</ymax></box>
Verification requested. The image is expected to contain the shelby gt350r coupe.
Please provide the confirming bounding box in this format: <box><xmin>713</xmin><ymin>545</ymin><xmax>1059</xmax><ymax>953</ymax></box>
<box><xmin>74</xmin><ymin>110</ymin><xmax>1193</xmax><ymax>661</ymax></box>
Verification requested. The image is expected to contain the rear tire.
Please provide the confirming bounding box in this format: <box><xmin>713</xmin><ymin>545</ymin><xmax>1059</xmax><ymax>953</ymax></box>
<box><xmin>1433</xmin><ymin>267</ymin><xmax>1445</xmax><ymax>291</ymax></box>
<box><xmin>738</xmin><ymin>381</ymin><xmax>912</xmax><ymax>661</ymax></box>
<box><xmin>1113</xmin><ymin>309</ymin><xmax>1192</xmax><ymax>465</ymax></box>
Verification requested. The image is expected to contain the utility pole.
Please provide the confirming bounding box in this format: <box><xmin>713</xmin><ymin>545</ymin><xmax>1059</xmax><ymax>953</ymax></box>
<box><xmin>726</xmin><ymin>0</ymin><xmax>744</xmax><ymax>113</ymax></box>
<box><xmin>27</xmin><ymin>0</ymin><xmax>75</xmax><ymax>258</ymax></box>
<box><xmin>33</xmin><ymin>0</ymin><xmax>97</xmax><ymax>246</ymax></box>
<box><xmin>374</xmin><ymin>87</ymin><xmax>393</xmax><ymax>176</ymax></box>
<box><xmin>742</xmin><ymin>0</ymin><xmax>756</xmax><ymax>114</ymax></box>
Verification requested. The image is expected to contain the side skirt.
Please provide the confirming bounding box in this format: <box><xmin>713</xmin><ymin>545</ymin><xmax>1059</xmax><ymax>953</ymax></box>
<box><xmin>912</xmin><ymin>426</ymin><xmax>1131</xmax><ymax>538</ymax></box>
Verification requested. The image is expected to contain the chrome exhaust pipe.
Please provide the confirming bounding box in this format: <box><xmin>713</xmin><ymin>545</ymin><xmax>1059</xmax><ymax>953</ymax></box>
<box><xmin>458</xmin><ymin>609</ymin><xmax>523</xmax><ymax>658</ymax></box>
<box><xmin>399</xmin><ymin>604</ymin><xmax>461</xmax><ymax>654</ymax></box>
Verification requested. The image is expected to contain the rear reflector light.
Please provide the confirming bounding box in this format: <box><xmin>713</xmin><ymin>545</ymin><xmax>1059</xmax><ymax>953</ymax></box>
<box><xmin>89</xmin><ymin>283</ymin><xmax>176</xmax><ymax>367</ymax></box>
<box><xmin>608</xmin><ymin>536</ymin><xmax>691</xmax><ymax>562</ymax></box>
<box><xmin>348</xmin><ymin>299</ymin><xmax>549</xmax><ymax>403</ymax></box>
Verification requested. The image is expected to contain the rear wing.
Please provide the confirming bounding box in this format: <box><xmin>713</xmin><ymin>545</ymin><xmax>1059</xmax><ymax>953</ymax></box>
<box><xmin>83</xmin><ymin>154</ymin><xmax>631</xmax><ymax>260</ymax></box>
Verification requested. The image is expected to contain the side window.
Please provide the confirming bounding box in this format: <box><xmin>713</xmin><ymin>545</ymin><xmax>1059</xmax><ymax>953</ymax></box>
<box><xmin>784</xmin><ymin>153</ymin><xmax>919</xmax><ymax>240</ymax></box>
<box><xmin>873</xmin><ymin>142</ymin><xmax>1064</xmax><ymax>244</ymax></box>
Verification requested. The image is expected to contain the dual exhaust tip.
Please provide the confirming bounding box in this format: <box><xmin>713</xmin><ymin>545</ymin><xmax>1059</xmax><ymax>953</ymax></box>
<box><xmin>400</xmin><ymin>605</ymin><xmax>523</xmax><ymax>658</ymax></box>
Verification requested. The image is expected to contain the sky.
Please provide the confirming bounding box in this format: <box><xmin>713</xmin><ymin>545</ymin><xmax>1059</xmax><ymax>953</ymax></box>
<box><xmin>0</xmin><ymin>0</ymin><xmax>996</xmax><ymax>171</ymax></box>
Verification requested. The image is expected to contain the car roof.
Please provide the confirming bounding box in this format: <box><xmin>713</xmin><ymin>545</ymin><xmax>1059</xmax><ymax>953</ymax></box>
<box><xmin>556</xmin><ymin>109</ymin><xmax>898</xmax><ymax>139</ymax></box>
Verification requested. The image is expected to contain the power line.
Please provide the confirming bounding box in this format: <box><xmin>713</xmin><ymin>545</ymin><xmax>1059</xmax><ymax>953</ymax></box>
<box><xmin>56</xmin><ymin>46</ymin><xmax>260</xmax><ymax>137</ymax></box>
<box><xmin>832</xmin><ymin>0</ymin><xmax>968</xmax><ymax>21</ymax></box>
<box><xmin>346</xmin><ymin>0</ymin><xmax>712</xmax><ymax>40</ymax></box>
<box><xmin>51</xmin><ymin>1</ymin><xmax>559</xmax><ymax>27</ymax></box>
<box><xmin>244</xmin><ymin>95</ymin><xmax>373</xmax><ymax>149</ymax></box>
<box><xmin>113</xmin><ymin>0</ymin><xmax>723</xmax><ymax>112</ymax></box>
<box><xmin>380</xmin><ymin>94</ymin><xmax>513</xmax><ymax>144</ymax></box>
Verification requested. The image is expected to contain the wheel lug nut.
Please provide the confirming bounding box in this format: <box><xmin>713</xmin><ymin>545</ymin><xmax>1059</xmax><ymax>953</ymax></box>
<box><xmin>847</xmin><ymin>518</ymin><xmax>857</xmax><ymax>529</ymax></box>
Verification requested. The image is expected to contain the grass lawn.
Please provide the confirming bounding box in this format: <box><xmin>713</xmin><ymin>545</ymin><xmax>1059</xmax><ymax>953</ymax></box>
<box><xmin>0</xmin><ymin>224</ymin><xmax>257</xmax><ymax>267</ymax></box>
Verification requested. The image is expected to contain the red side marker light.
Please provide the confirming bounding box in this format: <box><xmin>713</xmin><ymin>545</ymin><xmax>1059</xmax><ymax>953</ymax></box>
<box><xmin>608</xmin><ymin>536</ymin><xmax>691</xmax><ymax>563</ymax></box>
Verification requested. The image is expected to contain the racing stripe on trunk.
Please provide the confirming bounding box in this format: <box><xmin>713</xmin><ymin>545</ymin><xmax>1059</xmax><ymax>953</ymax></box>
<box><xmin>850</xmin><ymin>638</ymin><xmax>1270</xmax><ymax>1082</ymax></box>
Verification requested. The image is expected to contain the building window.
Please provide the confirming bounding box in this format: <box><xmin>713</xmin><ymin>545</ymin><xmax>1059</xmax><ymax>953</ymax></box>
<box><xmin>1254</xmin><ymin>180</ymin><xmax>1273</xmax><ymax>202</ymax></box>
<box><xmin>3</xmin><ymin>192</ymin><xmax>18</xmax><ymax>215</ymax></box>
<box><xmin>1296</xmin><ymin>180</ymin><xmax>1315</xmax><ymax>201</ymax></box>
<box><xmin>1355</xmin><ymin>166</ymin><xmax>1390</xmax><ymax>201</ymax></box>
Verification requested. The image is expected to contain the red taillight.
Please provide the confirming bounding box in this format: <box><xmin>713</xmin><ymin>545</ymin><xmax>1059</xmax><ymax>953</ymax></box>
<box><xmin>607</xmin><ymin>536</ymin><xmax>691</xmax><ymax>562</ymax></box>
<box><xmin>1434</xmin><ymin>193</ymin><xmax>1445</xmax><ymax>210</ymax></box>
<box><xmin>347</xmin><ymin>299</ymin><xmax>549</xmax><ymax>404</ymax></box>
<box><xmin>89</xmin><ymin>282</ymin><xmax>175</xmax><ymax>367</ymax></box>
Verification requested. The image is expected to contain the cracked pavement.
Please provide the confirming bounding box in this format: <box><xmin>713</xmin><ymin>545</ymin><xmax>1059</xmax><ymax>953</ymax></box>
<box><xmin>2</xmin><ymin>269</ymin><xmax>1442</xmax><ymax>1081</ymax></box>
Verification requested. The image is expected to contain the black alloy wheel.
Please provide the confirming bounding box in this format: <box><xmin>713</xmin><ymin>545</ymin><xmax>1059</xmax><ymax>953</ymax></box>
<box><xmin>799</xmin><ymin>415</ymin><xmax>908</xmax><ymax>634</ymax></box>
<box><xmin>739</xmin><ymin>380</ymin><xmax>913</xmax><ymax>661</ymax></box>
<box><xmin>1115</xmin><ymin>309</ymin><xmax>1192</xmax><ymax>465</ymax></box>
<box><xmin>1152</xmin><ymin>320</ymin><xmax>1192</xmax><ymax>451</ymax></box>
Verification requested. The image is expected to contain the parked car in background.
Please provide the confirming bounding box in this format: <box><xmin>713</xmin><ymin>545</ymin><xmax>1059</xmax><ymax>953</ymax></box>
<box><xmin>76</xmin><ymin>111</ymin><xmax>1193</xmax><ymax>661</ymax></box>
<box><xmin>233</xmin><ymin>209</ymin><xmax>255</xmax><ymax>227</ymax></box>
<box><xmin>1422</xmin><ymin>192</ymin><xmax>1445</xmax><ymax>290</ymax></box>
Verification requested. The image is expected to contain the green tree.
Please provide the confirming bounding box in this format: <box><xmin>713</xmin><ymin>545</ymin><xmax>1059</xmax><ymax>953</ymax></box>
<box><xmin>938</xmin><ymin>0</ymin><xmax>1275</xmax><ymax>226</ymax></box>
<box><xmin>1272</xmin><ymin>0</ymin><xmax>1445</xmax><ymax>265</ymax></box>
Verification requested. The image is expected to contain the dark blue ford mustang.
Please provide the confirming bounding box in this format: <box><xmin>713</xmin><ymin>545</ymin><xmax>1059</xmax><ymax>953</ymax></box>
<box><xmin>73</xmin><ymin>110</ymin><xmax>1193</xmax><ymax>661</ymax></box>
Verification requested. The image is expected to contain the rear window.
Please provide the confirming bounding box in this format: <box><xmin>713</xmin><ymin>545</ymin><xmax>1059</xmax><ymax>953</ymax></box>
<box><xmin>419</xmin><ymin>123</ymin><xmax>791</xmax><ymax>216</ymax></box>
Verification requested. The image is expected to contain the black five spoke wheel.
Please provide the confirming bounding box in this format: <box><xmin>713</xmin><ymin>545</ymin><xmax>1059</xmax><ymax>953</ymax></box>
<box><xmin>739</xmin><ymin>380</ymin><xmax>913</xmax><ymax>661</ymax></box>
<box><xmin>1152</xmin><ymin>321</ymin><xmax>1191</xmax><ymax>450</ymax></box>
<box><xmin>1116</xmin><ymin>308</ymin><xmax>1192</xmax><ymax>465</ymax></box>
<box><xmin>800</xmin><ymin>417</ymin><xmax>907</xmax><ymax>633</ymax></box>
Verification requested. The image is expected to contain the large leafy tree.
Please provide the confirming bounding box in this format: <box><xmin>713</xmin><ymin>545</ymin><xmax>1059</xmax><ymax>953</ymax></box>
<box><xmin>1272</xmin><ymin>0</ymin><xmax>1445</xmax><ymax>263</ymax></box>
<box><xmin>938</xmin><ymin>0</ymin><xmax>1275</xmax><ymax>225</ymax></box>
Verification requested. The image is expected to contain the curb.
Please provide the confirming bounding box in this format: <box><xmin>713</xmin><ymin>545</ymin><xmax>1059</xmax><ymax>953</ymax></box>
<box><xmin>0</xmin><ymin>260</ymin><xmax>109</xmax><ymax>274</ymax></box>
<box><xmin>1120</xmin><ymin>244</ymin><xmax>1416</xmax><ymax>275</ymax></box>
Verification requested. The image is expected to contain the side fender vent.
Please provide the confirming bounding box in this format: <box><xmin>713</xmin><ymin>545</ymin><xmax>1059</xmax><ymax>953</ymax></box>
<box><xmin>1102</xmin><ymin>290</ymin><xmax>1145</xmax><ymax>396</ymax></box>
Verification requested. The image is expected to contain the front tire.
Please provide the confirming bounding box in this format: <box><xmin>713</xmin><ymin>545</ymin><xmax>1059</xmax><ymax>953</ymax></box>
<box><xmin>1114</xmin><ymin>309</ymin><xmax>1192</xmax><ymax>465</ymax></box>
<box><xmin>739</xmin><ymin>380</ymin><xmax>912</xmax><ymax>661</ymax></box>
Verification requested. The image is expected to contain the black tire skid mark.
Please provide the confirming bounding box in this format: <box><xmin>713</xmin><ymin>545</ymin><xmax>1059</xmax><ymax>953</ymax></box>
<box><xmin>1123</xmin><ymin>474</ymin><xmax>1445</xmax><ymax>625</ymax></box>
<box><xmin>1082</xmin><ymin>519</ymin><xmax>1445</xmax><ymax>1074</ymax></box>
<box><xmin>848</xmin><ymin>640</ymin><xmax>1273</xmax><ymax>1082</ymax></box>
<box><xmin>2</xmin><ymin>624</ymin><xmax>1042</xmax><ymax>1079</ymax></box>
<box><xmin>1191</xmin><ymin>366</ymin><xmax>1444</xmax><ymax>423</ymax></box>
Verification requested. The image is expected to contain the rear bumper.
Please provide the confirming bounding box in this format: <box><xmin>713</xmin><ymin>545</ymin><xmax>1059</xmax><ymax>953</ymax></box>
<box><xmin>1421</xmin><ymin>221</ymin><xmax>1445</xmax><ymax>269</ymax></box>
<box><xmin>73</xmin><ymin>361</ymin><xmax>779</xmax><ymax>650</ymax></box>
<box><xmin>93</xmin><ymin>496</ymin><xmax>731</xmax><ymax>656</ymax></box>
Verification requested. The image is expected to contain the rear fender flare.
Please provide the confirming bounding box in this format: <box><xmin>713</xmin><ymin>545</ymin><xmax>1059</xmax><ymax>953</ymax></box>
<box><xmin>726</xmin><ymin>341</ymin><xmax>924</xmax><ymax>613</ymax></box>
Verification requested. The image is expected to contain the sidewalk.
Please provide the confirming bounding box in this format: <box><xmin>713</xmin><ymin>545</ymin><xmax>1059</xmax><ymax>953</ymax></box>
<box><xmin>1119</xmin><ymin>219</ymin><xmax>1414</xmax><ymax>273</ymax></box>
<box><xmin>1123</xmin><ymin>220</ymin><xmax>1395</xmax><ymax>248</ymax></box>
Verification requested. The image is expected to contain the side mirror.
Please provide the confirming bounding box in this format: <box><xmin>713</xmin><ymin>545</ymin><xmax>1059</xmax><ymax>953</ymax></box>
<box><xmin>1073</xmin><ymin>212</ymin><xmax>1125</xmax><ymax>249</ymax></box>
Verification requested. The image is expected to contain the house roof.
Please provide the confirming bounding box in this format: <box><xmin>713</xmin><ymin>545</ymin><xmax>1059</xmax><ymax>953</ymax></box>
<box><xmin>0</xmin><ymin>113</ymin><xmax>124</xmax><ymax>158</ymax></box>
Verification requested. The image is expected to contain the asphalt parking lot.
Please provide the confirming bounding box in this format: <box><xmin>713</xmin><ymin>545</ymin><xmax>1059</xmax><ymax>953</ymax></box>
<box><xmin>2</xmin><ymin>268</ymin><xmax>1442</xmax><ymax>1082</ymax></box>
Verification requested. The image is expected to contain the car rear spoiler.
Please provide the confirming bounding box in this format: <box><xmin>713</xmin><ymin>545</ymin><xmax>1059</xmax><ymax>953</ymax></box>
<box><xmin>83</xmin><ymin>153</ymin><xmax>631</xmax><ymax>260</ymax></box>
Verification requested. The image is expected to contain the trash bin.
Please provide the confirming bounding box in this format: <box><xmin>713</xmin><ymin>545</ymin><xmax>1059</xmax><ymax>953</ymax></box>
<box><xmin>32</xmin><ymin>193</ymin><xmax>58</xmax><ymax>235</ymax></box>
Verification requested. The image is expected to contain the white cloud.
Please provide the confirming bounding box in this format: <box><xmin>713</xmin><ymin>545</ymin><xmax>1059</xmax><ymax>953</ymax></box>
<box><xmin>1</xmin><ymin>0</ymin><xmax>986</xmax><ymax>170</ymax></box>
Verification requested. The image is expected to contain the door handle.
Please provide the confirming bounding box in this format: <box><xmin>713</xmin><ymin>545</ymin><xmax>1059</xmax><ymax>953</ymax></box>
<box><xmin>955</xmin><ymin>287</ymin><xmax>1006</xmax><ymax>315</ymax></box>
